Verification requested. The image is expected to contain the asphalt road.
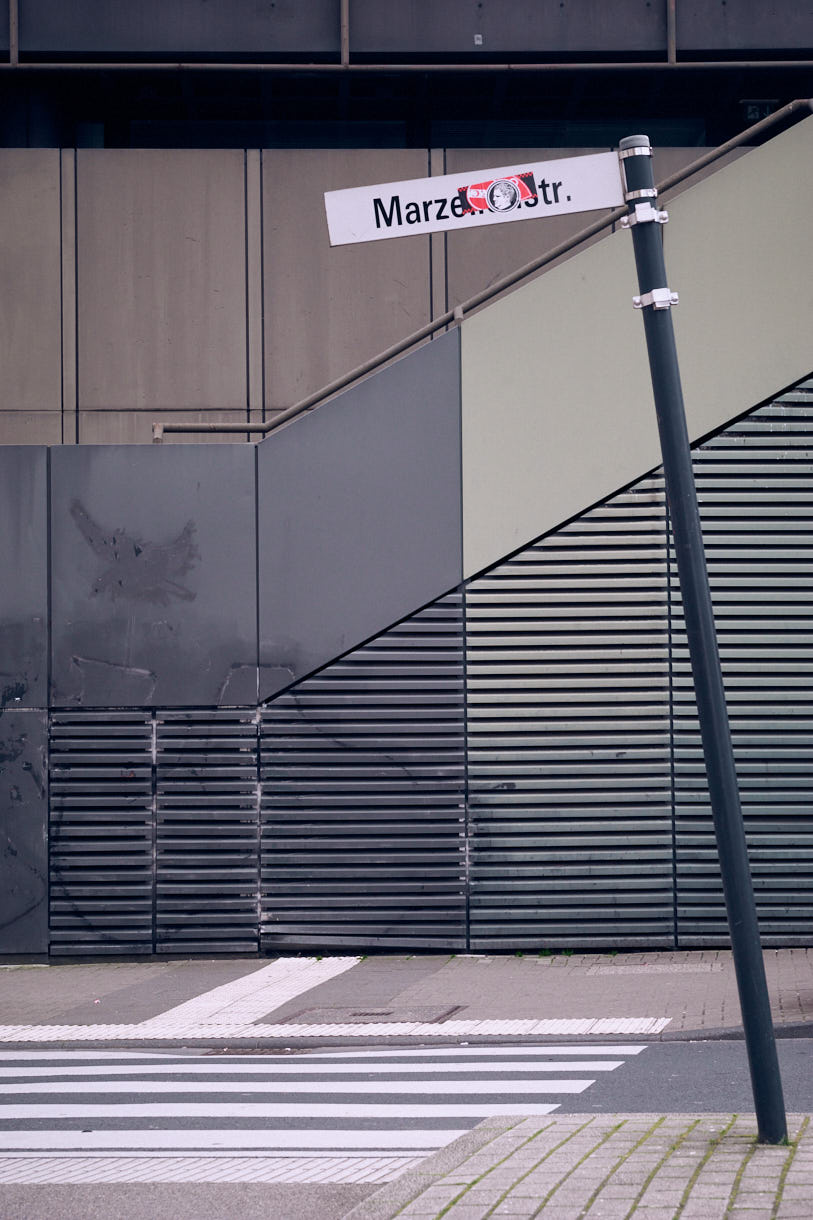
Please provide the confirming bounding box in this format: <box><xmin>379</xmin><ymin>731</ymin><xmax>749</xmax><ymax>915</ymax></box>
<box><xmin>560</xmin><ymin>1036</ymin><xmax>813</xmax><ymax>1114</ymax></box>
<box><xmin>1</xmin><ymin>1039</ymin><xmax>811</xmax><ymax>1220</ymax></box>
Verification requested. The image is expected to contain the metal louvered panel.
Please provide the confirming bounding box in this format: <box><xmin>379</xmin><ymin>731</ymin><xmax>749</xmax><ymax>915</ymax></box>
<box><xmin>674</xmin><ymin>383</ymin><xmax>813</xmax><ymax>946</ymax></box>
<box><xmin>156</xmin><ymin>712</ymin><xmax>259</xmax><ymax>954</ymax></box>
<box><xmin>49</xmin><ymin>712</ymin><xmax>154</xmax><ymax>955</ymax></box>
<box><xmin>260</xmin><ymin>593</ymin><xmax>467</xmax><ymax>951</ymax></box>
<box><xmin>466</xmin><ymin>476</ymin><xmax>674</xmax><ymax>950</ymax></box>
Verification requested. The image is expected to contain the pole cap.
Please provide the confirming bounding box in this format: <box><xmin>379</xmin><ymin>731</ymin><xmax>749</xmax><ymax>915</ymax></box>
<box><xmin>618</xmin><ymin>135</ymin><xmax>651</xmax><ymax>151</ymax></box>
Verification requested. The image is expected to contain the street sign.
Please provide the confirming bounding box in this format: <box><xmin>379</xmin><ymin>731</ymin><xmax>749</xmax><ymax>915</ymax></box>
<box><xmin>325</xmin><ymin>151</ymin><xmax>624</xmax><ymax>246</ymax></box>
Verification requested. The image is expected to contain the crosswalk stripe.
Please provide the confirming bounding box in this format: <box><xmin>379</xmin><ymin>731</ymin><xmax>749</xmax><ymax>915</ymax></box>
<box><xmin>0</xmin><ymin>1100</ymin><xmax>569</xmax><ymax>1118</ymax></box>
<box><xmin>0</xmin><ymin>1042</ymin><xmax>645</xmax><ymax>1182</ymax></box>
<box><xmin>0</xmin><ymin>1128</ymin><xmax>462</xmax><ymax>1152</ymax></box>
<box><xmin>0</xmin><ymin>1059</ymin><xmax>623</xmax><ymax>1078</ymax></box>
<box><xmin>0</xmin><ymin>1077</ymin><xmax>597</xmax><ymax>1096</ymax></box>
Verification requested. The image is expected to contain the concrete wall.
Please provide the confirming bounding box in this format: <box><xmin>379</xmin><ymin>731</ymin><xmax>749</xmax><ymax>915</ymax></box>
<box><xmin>15</xmin><ymin>1</ymin><xmax>813</xmax><ymax>58</ymax></box>
<box><xmin>0</xmin><ymin>144</ymin><xmax>718</xmax><ymax>447</ymax></box>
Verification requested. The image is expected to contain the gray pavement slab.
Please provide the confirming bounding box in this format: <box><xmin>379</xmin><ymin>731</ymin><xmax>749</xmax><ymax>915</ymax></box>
<box><xmin>1</xmin><ymin>948</ymin><xmax>813</xmax><ymax>1046</ymax></box>
<box><xmin>0</xmin><ymin>959</ymin><xmax>264</xmax><ymax>1026</ymax></box>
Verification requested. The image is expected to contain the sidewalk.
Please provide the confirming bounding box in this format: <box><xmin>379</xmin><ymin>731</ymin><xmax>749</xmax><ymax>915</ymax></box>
<box><xmin>1</xmin><ymin>948</ymin><xmax>812</xmax><ymax>1046</ymax></box>
<box><xmin>346</xmin><ymin>1112</ymin><xmax>813</xmax><ymax>1220</ymax></box>
<box><xmin>1</xmin><ymin>950</ymin><xmax>812</xmax><ymax>1219</ymax></box>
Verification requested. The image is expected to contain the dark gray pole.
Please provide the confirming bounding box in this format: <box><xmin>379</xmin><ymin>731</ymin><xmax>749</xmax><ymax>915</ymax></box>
<box><xmin>618</xmin><ymin>135</ymin><xmax>786</xmax><ymax>1144</ymax></box>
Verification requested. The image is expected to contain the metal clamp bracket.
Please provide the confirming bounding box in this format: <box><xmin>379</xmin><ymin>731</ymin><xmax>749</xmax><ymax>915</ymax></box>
<box><xmin>633</xmin><ymin>287</ymin><xmax>679</xmax><ymax>310</ymax></box>
<box><xmin>618</xmin><ymin>144</ymin><xmax>652</xmax><ymax>160</ymax></box>
<box><xmin>624</xmin><ymin>187</ymin><xmax>658</xmax><ymax>201</ymax></box>
<box><xmin>620</xmin><ymin>203</ymin><xmax>668</xmax><ymax>229</ymax></box>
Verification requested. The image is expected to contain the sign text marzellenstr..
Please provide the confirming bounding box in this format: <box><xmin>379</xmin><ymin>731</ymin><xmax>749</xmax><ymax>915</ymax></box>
<box><xmin>325</xmin><ymin>151</ymin><xmax>624</xmax><ymax>246</ymax></box>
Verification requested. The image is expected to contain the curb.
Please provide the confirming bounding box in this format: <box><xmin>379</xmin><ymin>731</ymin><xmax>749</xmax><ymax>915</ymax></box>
<box><xmin>1</xmin><ymin>1021</ymin><xmax>812</xmax><ymax>1052</ymax></box>
<box><xmin>341</xmin><ymin>1117</ymin><xmax>518</xmax><ymax>1220</ymax></box>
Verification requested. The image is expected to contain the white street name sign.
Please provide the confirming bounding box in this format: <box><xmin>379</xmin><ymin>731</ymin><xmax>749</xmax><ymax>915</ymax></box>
<box><xmin>325</xmin><ymin>151</ymin><xmax>624</xmax><ymax>246</ymax></box>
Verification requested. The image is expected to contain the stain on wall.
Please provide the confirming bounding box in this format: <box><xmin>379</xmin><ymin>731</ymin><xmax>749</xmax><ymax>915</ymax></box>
<box><xmin>51</xmin><ymin>445</ymin><xmax>258</xmax><ymax>708</ymax></box>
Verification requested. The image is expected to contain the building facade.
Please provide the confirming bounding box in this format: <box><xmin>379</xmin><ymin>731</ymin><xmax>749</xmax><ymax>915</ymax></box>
<box><xmin>1</xmin><ymin>2</ymin><xmax>812</xmax><ymax>956</ymax></box>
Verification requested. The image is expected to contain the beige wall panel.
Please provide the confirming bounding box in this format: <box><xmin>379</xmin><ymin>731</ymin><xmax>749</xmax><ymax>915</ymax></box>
<box><xmin>0</xmin><ymin>150</ymin><xmax>62</xmax><ymax>414</ymax></box>
<box><xmin>461</xmin><ymin>117</ymin><xmax>813</xmax><ymax>578</ymax></box>
<box><xmin>79</xmin><ymin>410</ymin><xmax>260</xmax><ymax>445</ymax></box>
<box><xmin>429</xmin><ymin>149</ymin><xmax>448</xmax><ymax>321</ymax></box>
<box><xmin>262</xmin><ymin>148</ymin><xmax>431</xmax><ymax>411</ymax></box>
<box><xmin>0</xmin><ymin>413</ymin><xmax>62</xmax><ymax>445</ymax></box>
<box><xmin>60</xmin><ymin>150</ymin><xmax>77</xmax><ymax>445</ymax></box>
<box><xmin>77</xmin><ymin>149</ymin><xmax>248</xmax><ymax>411</ymax></box>
<box><xmin>667</xmin><ymin>118</ymin><xmax>813</xmax><ymax>443</ymax></box>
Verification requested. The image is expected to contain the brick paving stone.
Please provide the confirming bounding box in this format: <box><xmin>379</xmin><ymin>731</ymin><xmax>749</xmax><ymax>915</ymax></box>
<box><xmin>589</xmin><ymin>1184</ymin><xmax>639</xmax><ymax>1199</ymax></box>
<box><xmin>462</xmin><ymin>1187</ymin><xmax>510</xmax><ymax>1206</ymax></box>
<box><xmin>491</xmin><ymin>1204</ymin><xmax>538</xmax><ymax>1218</ymax></box>
<box><xmin>441</xmin><ymin>1204</ymin><xmax>496</xmax><ymax>1219</ymax></box>
<box><xmin>727</xmin><ymin>1209</ymin><xmax>775</xmax><ymax>1218</ymax></box>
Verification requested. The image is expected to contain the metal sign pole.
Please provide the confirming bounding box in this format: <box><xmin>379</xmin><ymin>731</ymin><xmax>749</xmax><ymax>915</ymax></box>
<box><xmin>618</xmin><ymin>134</ymin><xmax>786</xmax><ymax>1144</ymax></box>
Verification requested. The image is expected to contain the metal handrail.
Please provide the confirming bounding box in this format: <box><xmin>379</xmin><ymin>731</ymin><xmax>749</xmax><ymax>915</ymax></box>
<box><xmin>153</xmin><ymin>97</ymin><xmax>812</xmax><ymax>441</ymax></box>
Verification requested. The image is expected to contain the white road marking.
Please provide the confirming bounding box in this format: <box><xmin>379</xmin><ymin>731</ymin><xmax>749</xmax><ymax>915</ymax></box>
<box><xmin>138</xmin><ymin>956</ymin><xmax>360</xmax><ymax>1027</ymax></box>
<box><xmin>0</xmin><ymin>1059</ymin><xmax>623</xmax><ymax>1078</ymax></box>
<box><xmin>0</xmin><ymin>1018</ymin><xmax>670</xmax><ymax>1041</ymax></box>
<box><xmin>0</xmin><ymin>1127</ymin><xmax>461</xmax><ymax>1152</ymax></box>
<box><xmin>0</xmin><ymin>1077</ymin><xmax>597</xmax><ymax>1096</ymax></box>
<box><xmin>0</xmin><ymin>1043</ymin><xmax>646</xmax><ymax>1183</ymax></box>
<box><xmin>305</xmin><ymin>1043</ymin><xmax>649</xmax><ymax>1058</ymax></box>
<box><xmin>0</xmin><ymin>1153</ymin><xmax>426</xmax><ymax>1184</ymax></box>
<box><xmin>0</xmin><ymin>1100</ymin><xmax>567</xmax><ymax>1118</ymax></box>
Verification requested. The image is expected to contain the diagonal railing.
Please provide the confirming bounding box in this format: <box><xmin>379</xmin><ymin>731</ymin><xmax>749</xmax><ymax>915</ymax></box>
<box><xmin>153</xmin><ymin>97</ymin><xmax>812</xmax><ymax>442</ymax></box>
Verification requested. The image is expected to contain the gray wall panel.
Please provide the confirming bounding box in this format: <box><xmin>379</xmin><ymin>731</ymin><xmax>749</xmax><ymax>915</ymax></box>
<box><xmin>76</xmin><ymin>150</ymin><xmax>248</xmax><ymax>413</ymax></box>
<box><xmin>674</xmin><ymin>386</ymin><xmax>813</xmax><ymax>946</ymax></box>
<box><xmin>677</xmin><ymin>5</ymin><xmax>813</xmax><ymax>50</ymax></box>
<box><xmin>466</xmin><ymin>477</ymin><xmax>673</xmax><ymax>950</ymax></box>
<box><xmin>258</xmin><ymin>329</ymin><xmax>462</xmax><ymax>699</ymax></box>
<box><xmin>0</xmin><ymin>447</ymin><xmax>48</xmax><ymax>708</ymax></box>
<box><xmin>20</xmin><ymin>0</ymin><xmax>338</xmax><ymax>54</ymax></box>
<box><xmin>261</xmin><ymin>593</ymin><xmax>466</xmax><ymax>952</ymax></box>
<box><xmin>50</xmin><ymin>445</ymin><xmax>257</xmax><ymax>708</ymax></box>
<box><xmin>0</xmin><ymin>709</ymin><xmax>48</xmax><ymax>954</ymax></box>
<box><xmin>351</xmin><ymin>0</ymin><xmax>665</xmax><ymax>54</ymax></box>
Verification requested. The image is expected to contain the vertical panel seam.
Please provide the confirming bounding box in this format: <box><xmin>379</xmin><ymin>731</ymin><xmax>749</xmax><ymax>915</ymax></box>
<box><xmin>427</xmin><ymin>147</ymin><xmax>433</xmax><ymax>334</ymax></box>
<box><xmin>45</xmin><ymin>448</ymin><xmax>53</xmax><ymax>954</ymax></box>
<box><xmin>151</xmin><ymin>712</ymin><xmax>158</xmax><ymax>954</ymax></box>
<box><xmin>254</xmin><ymin>442</ymin><xmax>260</xmax><ymax>708</ymax></box>
<box><xmin>244</xmin><ymin>149</ymin><xmax>251</xmax><ymax>436</ymax></box>
<box><xmin>461</xmin><ymin>577</ymin><xmax>471</xmax><ymax>953</ymax></box>
<box><xmin>259</xmin><ymin>148</ymin><xmax>266</xmax><ymax>424</ymax></box>
<box><xmin>458</xmin><ymin>329</ymin><xmax>470</xmax><ymax>950</ymax></box>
